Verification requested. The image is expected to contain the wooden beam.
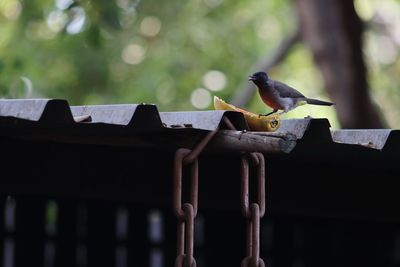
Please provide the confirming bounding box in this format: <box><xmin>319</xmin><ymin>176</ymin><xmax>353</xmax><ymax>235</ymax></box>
<box><xmin>209</xmin><ymin>130</ymin><xmax>297</xmax><ymax>154</ymax></box>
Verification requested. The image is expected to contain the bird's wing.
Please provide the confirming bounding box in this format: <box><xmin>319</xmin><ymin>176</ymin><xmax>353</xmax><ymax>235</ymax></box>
<box><xmin>273</xmin><ymin>80</ymin><xmax>305</xmax><ymax>99</ymax></box>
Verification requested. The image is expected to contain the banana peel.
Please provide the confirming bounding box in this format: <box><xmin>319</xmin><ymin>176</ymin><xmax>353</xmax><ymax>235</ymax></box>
<box><xmin>214</xmin><ymin>96</ymin><xmax>280</xmax><ymax>132</ymax></box>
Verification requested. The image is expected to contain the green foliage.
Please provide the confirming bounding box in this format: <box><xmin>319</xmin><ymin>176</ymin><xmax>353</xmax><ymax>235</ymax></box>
<box><xmin>1</xmin><ymin>0</ymin><xmax>400</xmax><ymax>128</ymax></box>
<box><xmin>0</xmin><ymin>0</ymin><xmax>294</xmax><ymax>109</ymax></box>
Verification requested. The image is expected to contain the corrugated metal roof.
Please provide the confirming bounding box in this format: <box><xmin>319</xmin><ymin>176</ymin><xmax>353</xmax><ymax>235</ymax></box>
<box><xmin>0</xmin><ymin>98</ymin><xmax>397</xmax><ymax>153</ymax></box>
<box><xmin>331</xmin><ymin>129</ymin><xmax>392</xmax><ymax>150</ymax></box>
<box><xmin>0</xmin><ymin>99</ymin><xmax>247</xmax><ymax>129</ymax></box>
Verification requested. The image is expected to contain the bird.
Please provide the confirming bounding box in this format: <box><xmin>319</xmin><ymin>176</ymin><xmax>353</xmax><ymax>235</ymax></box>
<box><xmin>248</xmin><ymin>72</ymin><xmax>334</xmax><ymax>116</ymax></box>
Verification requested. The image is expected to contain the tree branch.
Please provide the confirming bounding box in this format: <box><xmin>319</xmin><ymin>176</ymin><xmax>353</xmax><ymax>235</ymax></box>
<box><xmin>231</xmin><ymin>28</ymin><xmax>300</xmax><ymax>107</ymax></box>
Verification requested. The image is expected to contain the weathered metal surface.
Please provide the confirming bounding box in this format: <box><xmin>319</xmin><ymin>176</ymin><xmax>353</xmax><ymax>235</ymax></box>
<box><xmin>275</xmin><ymin>118</ymin><xmax>333</xmax><ymax>147</ymax></box>
<box><xmin>0</xmin><ymin>99</ymin><xmax>74</xmax><ymax>123</ymax></box>
<box><xmin>2</xmin><ymin>98</ymin><xmax>400</xmax><ymax>153</ymax></box>
<box><xmin>0</xmin><ymin>99</ymin><xmax>55</xmax><ymax>121</ymax></box>
<box><xmin>331</xmin><ymin>129</ymin><xmax>392</xmax><ymax>150</ymax></box>
<box><xmin>161</xmin><ymin>111</ymin><xmax>222</xmax><ymax>130</ymax></box>
<box><xmin>70</xmin><ymin>104</ymin><xmax>165</xmax><ymax>129</ymax></box>
<box><xmin>71</xmin><ymin>104</ymin><xmax>145</xmax><ymax>125</ymax></box>
<box><xmin>0</xmin><ymin>99</ymin><xmax>284</xmax><ymax>152</ymax></box>
<box><xmin>275</xmin><ymin>118</ymin><xmax>331</xmax><ymax>140</ymax></box>
<box><xmin>0</xmin><ymin>99</ymin><xmax>248</xmax><ymax>131</ymax></box>
<box><xmin>276</xmin><ymin>119</ymin><xmax>313</xmax><ymax>139</ymax></box>
<box><xmin>160</xmin><ymin>110</ymin><xmax>247</xmax><ymax>131</ymax></box>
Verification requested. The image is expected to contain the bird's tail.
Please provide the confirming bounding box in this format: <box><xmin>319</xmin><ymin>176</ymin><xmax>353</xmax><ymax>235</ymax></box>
<box><xmin>305</xmin><ymin>98</ymin><xmax>335</xmax><ymax>106</ymax></box>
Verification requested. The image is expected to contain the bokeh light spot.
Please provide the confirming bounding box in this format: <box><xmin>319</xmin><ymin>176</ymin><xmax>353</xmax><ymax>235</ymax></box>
<box><xmin>202</xmin><ymin>70</ymin><xmax>227</xmax><ymax>92</ymax></box>
<box><xmin>122</xmin><ymin>44</ymin><xmax>146</xmax><ymax>65</ymax></box>
<box><xmin>190</xmin><ymin>88</ymin><xmax>211</xmax><ymax>109</ymax></box>
<box><xmin>55</xmin><ymin>0</ymin><xmax>74</xmax><ymax>10</ymax></box>
<box><xmin>66</xmin><ymin>7</ymin><xmax>86</xmax><ymax>34</ymax></box>
<box><xmin>140</xmin><ymin>16</ymin><xmax>162</xmax><ymax>38</ymax></box>
<box><xmin>47</xmin><ymin>10</ymin><xmax>68</xmax><ymax>33</ymax></box>
<box><xmin>354</xmin><ymin>0</ymin><xmax>373</xmax><ymax>20</ymax></box>
<box><xmin>3</xmin><ymin>0</ymin><xmax>22</xmax><ymax>20</ymax></box>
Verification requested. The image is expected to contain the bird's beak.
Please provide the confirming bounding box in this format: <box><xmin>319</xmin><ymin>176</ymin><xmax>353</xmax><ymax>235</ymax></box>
<box><xmin>248</xmin><ymin>75</ymin><xmax>255</xmax><ymax>81</ymax></box>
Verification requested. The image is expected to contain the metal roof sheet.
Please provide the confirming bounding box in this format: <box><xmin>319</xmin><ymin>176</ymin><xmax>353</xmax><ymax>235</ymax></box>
<box><xmin>159</xmin><ymin>110</ymin><xmax>248</xmax><ymax>131</ymax></box>
<box><xmin>0</xmin><ymin>99</ymin><xmax>247</xmax><ymax>130</ymax></box>
<box><xmin>277</xmin><ymin>118</ymin><xmax>332</xmax><ymax>141</ymax></box>
<box><xmin>0</xmin><ymin>99</ymin><xmax>74</xmax><ymax>123</ymax></box>
<box><xmin>0</xmin><ymin>98</ymin><xmax>397</xmax><ymax>153</ymax></box>
<box><xmin>331</xmin><ymin>129</ymin><xmax>392</xmax><ymax>150</ymax></box>
<box><xmin>70</xmin><ymin>104</ymin><xmax>157</xmax><ymax>125</ymax></box>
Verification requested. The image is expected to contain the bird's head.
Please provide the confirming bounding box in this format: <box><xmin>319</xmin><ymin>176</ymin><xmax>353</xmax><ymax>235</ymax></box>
<box><xmin>248</xmin><ymin>72</ymin><xmax>269</xmax><ymax>86</ymax></box>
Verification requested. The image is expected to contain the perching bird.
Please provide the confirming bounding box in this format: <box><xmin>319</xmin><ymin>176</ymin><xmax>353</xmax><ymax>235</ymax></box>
<box><xmin>248</xmin><ymin>72</ymin><xmax>334</xmax><ymax>116</ymax></box>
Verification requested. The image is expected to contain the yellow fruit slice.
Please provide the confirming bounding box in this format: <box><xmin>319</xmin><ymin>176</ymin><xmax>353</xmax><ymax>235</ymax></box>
<box><xmin>214</xmin><ymin>96</ymin><xmax>280</xmax><ymax>132</ymax></box>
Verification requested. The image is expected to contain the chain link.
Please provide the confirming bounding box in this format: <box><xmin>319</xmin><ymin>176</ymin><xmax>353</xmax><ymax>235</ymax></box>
<box><xmin>172</xmin><ymin>116</ymin><xmax>267</xmax><ymax>267</ymax></box>
<box><xmin>241</xmin><ymin>152</ymin><xmax>266</xmax><ymax>267</ymax></box>
<box><xmin>173</xmin><ymin>148</ymin><xmax>198</xmax><ymax>267</ymax></box>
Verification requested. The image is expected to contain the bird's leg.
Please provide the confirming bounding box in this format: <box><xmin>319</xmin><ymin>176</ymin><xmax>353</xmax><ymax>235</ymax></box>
<box><xmin>278</xmin><ymin>106</ymin><xmax>296</xmax><ymax>115</ymax></box>
<box><xmin>259</xmin><ymin>109</ymin><xmax>278</xmax><ymax>117</ymax></box>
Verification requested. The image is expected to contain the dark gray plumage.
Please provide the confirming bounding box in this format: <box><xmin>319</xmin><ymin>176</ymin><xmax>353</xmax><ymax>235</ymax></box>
<box><xmin>248</xmin><ymin>72</ymin><xmax>334</xmax><ymax>116</ymax></box>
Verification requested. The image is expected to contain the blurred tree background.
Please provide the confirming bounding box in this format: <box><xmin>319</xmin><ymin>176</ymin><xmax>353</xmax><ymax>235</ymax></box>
<box><xmin>0</xmin><ymin>0</ymin><xmax>399</xmax><ymax>128</ymax></box>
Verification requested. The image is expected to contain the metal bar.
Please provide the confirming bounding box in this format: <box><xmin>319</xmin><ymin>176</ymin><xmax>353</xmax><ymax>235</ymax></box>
<box><xmin>256</xmin><ymin>153</ymin><xmax>266</xmax><ymax>217</ymax></box>
<box><xmin>173</xmin><ymin>149</ymin><xmax>198</xmax><ymax>219</ymax></box>
<box><xmin>183</xmin><ymin>204</ymin><xmax>195</xmax><ymax>267</ymax></box>
<box><xmin>246</xmin><ymin>221</ymin><xmax>252</xmax><ymax>257</ymax></box>
<box><xmin>240</xmin><ymin>157</ymin><xmax>250</xmax><ymax>219</ymax></box>
<box><xmin>183</xmin><ymin>129</ymin><xmax>219</xmax><ymax>165</ymax></box>
<box><xmin>250</xmin><ymin>204</ymin><xmax>260</xmax><ymax>267</ymax></box>
<box><xmin>177</xmin><ymin>221</ymin><xmax>184</xmax><ymax>256</ymax></box>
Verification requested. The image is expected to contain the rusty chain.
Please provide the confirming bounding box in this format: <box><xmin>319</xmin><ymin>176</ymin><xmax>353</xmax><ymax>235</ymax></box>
<box><xmin>224</xmin><ymin>116</ymin><xmax>267</xmax><ymax>266</ymax></box>
<box><xmin>173</xmin><ymin>116</ymin><xmax>267</xmax><ymax>267</ymax></box>
<box><xmin>173</xmin><ymin>148</ymin><xmax>198</xmax><ymax>267</ymax></box>
<box><xmin>241</xmin><ymin>152</ymin><xmax>266</xmax><ymax>267</ymax></box>
<box><xmin>173</xmin><ymin>128</ymin><xmax>219</xmax><ymax>267</ymax></box>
